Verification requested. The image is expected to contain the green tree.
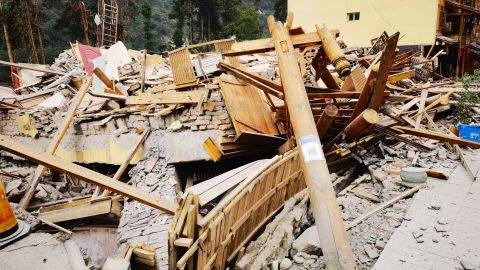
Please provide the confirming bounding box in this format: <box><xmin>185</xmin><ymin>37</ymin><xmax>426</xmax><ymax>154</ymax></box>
<box><xmin>274</xmin><ymin>0</ymin><xmax>287</xmax><ymax>22</ymax></box>
<box><xmin>170</xmin><ymin>0</ymin><xmax>186</xmax><ymax>47</ymax></box>
<box><xmin>141</xmin><ymin>2</ymin><xmax>154</xmax><ymax>50</ymax></box>
<box><xmin>223</xmin><ymin>4</ymin><xmax>263</xmax><ymax>41</ymax></box>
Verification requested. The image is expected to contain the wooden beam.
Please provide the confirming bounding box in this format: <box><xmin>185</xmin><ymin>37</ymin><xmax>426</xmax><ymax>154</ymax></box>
<box><xmin>316</xmin><ymin>104</ymin><xmax>338</xmax><ymax>139</ymax></box>
<box><xmin>0</xmin><ymin>60</ymin><xmax>66</xmax><ymax>76</ymax></box>
<box><xmin>367</xmin><ymin>33</ymin><xmax>399</xmax><ymax>111</ymax></box>
<box><xmin>38</xmin><ymin>196</ymin><xmax>121</xmax><ymax>223</ymax></box>
<box><xmin>350</xmin><ymin>70</ymin><xmax>377</xmax><ymax>121</ymax></box>
<box><xmin>316</xmin><ymin>24</ymin><xmax>351</xmax><ymax>77</ymax></box>
<box><xmin>344</xmin><ymin>109</ymin><xmax>379</xmax><ymax>142</ymax></box>
<box><xmin>218</xmin><ymin>62</ymin><xmax>284</xmax><ymax>99</ymax></box>
<box><xmin>268</xmin><ymin>15</ymin><xmax>357</xmax><ymax>270</ymax></box>
<box><xmin>93</xmin><ymin>128</ymin><xmax>150</xmax><ymax>199</ymax></box>
<box><xmin>0</xmin><ymin>135</ymin><xmax>177</xmax><ymax>214</ymax></box>
<box><xmin>396</xmin><ymin>126</ymin><xmax>480</xmax><ymax>149</ymax></box>
<box><xmin>93</xmin><ymin>67</ymin><xmax>114</xmax><ymax>89</ymax></box>
<box><xmin>225</xmin><ymin>32</ymin><xmax>322</xmax><ymax>56</ymax></box>
<box><xmin>19</xmin><ymin>77</ymin><xmax>93</xmax><ymax>210</ymax></box>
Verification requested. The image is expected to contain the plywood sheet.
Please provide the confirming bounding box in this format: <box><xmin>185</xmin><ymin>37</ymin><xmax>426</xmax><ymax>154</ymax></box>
<box><xmin>219</xmin><ymin>75</ymin><xmax>279</xmax><ymax>136</ymax></box>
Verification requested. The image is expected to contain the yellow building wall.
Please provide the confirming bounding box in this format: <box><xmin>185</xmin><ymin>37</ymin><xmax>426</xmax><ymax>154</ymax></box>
<box><xmin>288</xmin><ymin>0</ymin><xmax>438</xmax><ymax>47</ymax></box>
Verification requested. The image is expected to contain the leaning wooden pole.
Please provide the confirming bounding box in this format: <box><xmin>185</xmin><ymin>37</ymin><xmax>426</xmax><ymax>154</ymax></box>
<box><xmin>316</xmin><ymin>104</ymin><xmax>338</xmax><ymax>139</ymax></box>
<box><xmin>19</xmin><ymin>77</ymin><xmax>93</xmax><ymax>209</ymax></box>
<box><xmin>268</xmin><ymin>15</ymin><xmax>357</xmax><ymax>270</ymax></box>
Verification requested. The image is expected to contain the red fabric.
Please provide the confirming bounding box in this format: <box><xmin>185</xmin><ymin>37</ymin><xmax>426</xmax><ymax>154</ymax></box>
<box><xmin>11</xmin><ymin>67</ymin><xmax>20</xmax><ymax>91</ymax></box>
<box><xmin>77</xmin><ymin>43</ymin><xmax>101</xmax><ymax>75</ymax></box>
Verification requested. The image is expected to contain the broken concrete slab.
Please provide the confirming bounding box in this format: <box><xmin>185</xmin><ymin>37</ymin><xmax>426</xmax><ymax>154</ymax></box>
<box><xmin>291</xmin><ymin>226</ymin><xmax>322</xmax><ymax>256</ymax></box>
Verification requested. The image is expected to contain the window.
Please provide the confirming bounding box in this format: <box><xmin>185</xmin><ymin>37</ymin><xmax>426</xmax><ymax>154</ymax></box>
<box><xmin>347</xmin><ymin>12</ymin><xmax>360</xmax><ymax>21</ymax></box>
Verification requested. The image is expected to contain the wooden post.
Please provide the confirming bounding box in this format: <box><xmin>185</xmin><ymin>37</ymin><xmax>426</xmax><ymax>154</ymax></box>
<box><xmin>316</xmin><ymin>24</ymin><xmax>351</xmax><ymax>77</ymax></box>
<box><xmin>316</xmin><ymin>105</ymin><xmax>338</xmax><ymax>139</ymax></box>
<box><xmin>19</xmin><ymin>77</ymin><xmax>93</xmax><ymax>209</ymax></box>
<box><xmin>344</xmin><ymin>109</ymin><xmax>379</xmax><ymax>142</ymax></box>
<box><xmin>268</xmin><ymin>16</ymin><xmax>357</xmax><ymax>270</ymax></box>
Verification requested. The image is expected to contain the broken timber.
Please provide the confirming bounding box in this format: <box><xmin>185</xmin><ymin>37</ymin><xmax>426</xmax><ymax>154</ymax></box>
<box><xmin>267</xmin><ymin>15</ymin><xmax>356</xmax><ymax>269</ymax></box>
<box><xmin>19</xmin><ymin>77</ymin><xmax>93</xmax><ymax>210</ymax></box>
<box><xmin>0</xmin><ymin>135</ymin><xmax>177</xmax><ymax>214</ymax></box>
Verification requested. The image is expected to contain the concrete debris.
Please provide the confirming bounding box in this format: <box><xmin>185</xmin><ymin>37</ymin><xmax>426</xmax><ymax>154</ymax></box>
<box><xmin>291</xmin><ymin>226</ymin><xmax>322</xmax><ymax>256</ymax></box>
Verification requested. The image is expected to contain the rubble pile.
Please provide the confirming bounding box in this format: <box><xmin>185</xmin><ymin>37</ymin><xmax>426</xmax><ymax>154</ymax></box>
<box><xmin>0</xmin><ymin>13</ymin><xmax>479</xmax><ymax>270</ymax></box>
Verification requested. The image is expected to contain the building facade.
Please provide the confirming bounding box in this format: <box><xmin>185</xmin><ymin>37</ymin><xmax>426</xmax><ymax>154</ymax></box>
<box><xmin>288</xmin><ymin>0</ymin><xmax>439</xmax><ymax>47</ymax></box>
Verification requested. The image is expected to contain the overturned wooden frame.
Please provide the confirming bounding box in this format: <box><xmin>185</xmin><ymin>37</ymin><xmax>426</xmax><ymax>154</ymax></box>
<box><xmin>170</xmin><ymin>150</ymin><xmax>306</xmax><ymax>270</ymax></box>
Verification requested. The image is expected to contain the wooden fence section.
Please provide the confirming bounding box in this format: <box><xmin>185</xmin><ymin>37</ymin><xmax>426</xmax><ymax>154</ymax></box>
<box><xmin>169</xmin><ymin>150</ymin><xmax>306</xmax><ymax>270</ymax></box>
<box><xmin>168</xmin><ymin>47</ymin><xmax>198</xmax><ymax>87</ymax></box>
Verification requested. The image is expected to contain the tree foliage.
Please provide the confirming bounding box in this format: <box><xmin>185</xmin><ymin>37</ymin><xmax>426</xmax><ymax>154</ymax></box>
<box><xmin>141</xmin><ymin>1</ymin><xmax>154</xmax><ymax>51</ymax></box>
<box><xmin>223</xmin><ymin>4</ymin><xmax>263</xmax><ymax>41</ymax></box>
<box><xmin>274</xmin><ymin>0</ymin><xmax>287</xmax><ymax>22</ymax></box>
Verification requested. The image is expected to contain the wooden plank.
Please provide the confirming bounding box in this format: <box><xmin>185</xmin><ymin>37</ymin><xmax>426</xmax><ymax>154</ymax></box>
<box><xmin>202</xmin><ymin>138</ymin><xmax>223</xmax><ymax>162</ymax></box>
<box><xmin>126</xmin><ymin>89</ymin><xmax>207</xmax><ymax>105</ymax></box>
<box><xmin>174</xmin><ymin>238</ymin><xmax>194</xmax><ymax>248</ymax></box>
<box><xmin>367</xmin><ymin>33</ymin><xmax>399</xmax><ymax>111</ymax></box>
<box><xmin>386</xmin><ymin>69</ymin><xmax>415</xmax><ymax>83</ymax></box>
<box><xmin>220</xmin><ymin>78</ymin><xmax>279</xmax><ymax>136</ymax></box>
<box><xmin>19</xmin><ymin>77</ymin><xmax>93</xmax><ymax>210</ymax></box>
<box><xmin>38</xmin><ymin>197</ymin><xmax>117</xmax><ymax>223</ymax></box>
<box><xmin>187</xmin><ymin>160</ymin><xmax>263</xmax><ymax>196</ymax></box>
<box><xmin>225</xmin><ymin>32</ymin><xmax>322</xmax><ymax>56</ymax></box>
<box><xmin>396</xmin><ymin>126</ymin><xmax>480</xmax><ymax>149</ymax></box>
<box><xmin>0</xmin><ymin>60</ymin><xmax>66</xmax><ymax>76</ymax></box>
<box><xmin>415</xmin><ymin>90</ymin><xmax>429</xmax><ymax>128</ymax></box>
<box><xmin>0</xmin><ymin>135</ymin><xmax>177</xmax><ymax>214</ymax></box>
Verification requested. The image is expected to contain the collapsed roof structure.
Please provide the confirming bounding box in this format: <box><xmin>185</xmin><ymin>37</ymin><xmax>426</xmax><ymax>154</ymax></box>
<box><xmin>0</xmin><ymin>11</ymin><xmax>479</xmax><ymax>270</ymax></box>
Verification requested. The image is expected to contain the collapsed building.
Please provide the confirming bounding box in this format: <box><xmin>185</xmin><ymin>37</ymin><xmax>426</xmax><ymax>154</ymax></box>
<box><xmin>0</xmin><ymin>13</ymin><xmax>479</xmax><ymax>270</ymax></box>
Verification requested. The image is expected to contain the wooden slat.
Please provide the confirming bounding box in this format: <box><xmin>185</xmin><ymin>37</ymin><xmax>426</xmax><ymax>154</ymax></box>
<box><xmin>395</xmin><ymin>126</ymin><xmax>480</xmax><ymax>149</ymax></box>
<box><xmin>168</xmin><ymin>47</ymin><xmax>198</xmax><ymax>86</ymax></box>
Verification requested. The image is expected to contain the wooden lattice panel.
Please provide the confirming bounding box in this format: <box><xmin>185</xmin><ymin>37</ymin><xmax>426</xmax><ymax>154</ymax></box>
<box><xmin>170</xmin><ymin>150</ymin><xmax>306</xmax><ymax>270</ymax></box>
<box><xmin>168</xmin><ymin>47</ymin><xmax>198</xmax><ymax>87</ymax></box>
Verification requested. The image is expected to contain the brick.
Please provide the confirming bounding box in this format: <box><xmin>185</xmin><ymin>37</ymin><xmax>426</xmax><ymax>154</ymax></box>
<box><xmin>199</xmin><ymin>125</ymin><xmax>207</xmax><ymax>130</ymax></box>
<box><xmin>190</xmin><ymin>125</ymin><xmax>199</xmax><ymax>131</ymax></box>
<box><xmin>194</xmin><ymin>119</ymin><xmax>210</xmax><ymax>125</ymax></box>
<box><xmin>219</xmin><ymin>124</ymin><xmax>230</xmax><ymax>130</ymax></box>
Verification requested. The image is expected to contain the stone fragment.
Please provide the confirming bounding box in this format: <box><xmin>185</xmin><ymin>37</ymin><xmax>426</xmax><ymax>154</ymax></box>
<box><xmin>375</xmin><ymin>239</ymin><xmax>385</xmax><ymax>250</ymax></box>
<box><xmin>460</xmin><ymin>259</ymin><xmax>475</xmax><ymax>270</ymax></box>
<box><xmin>291</xmin><ymin>226</ymin><xmax>322</xmax><ymax>256</ymax></box>
<box><xmin>279</xmin><ymin>258</ymin><xmax>292</xmax><ymax>270</ymax></box>
<box><xmin>363</xmin><ymin>244</ymin><xmax>379</xmax><ymax>259</ymax></box>
<box><xmin>167</xmin><ymin>121</ymin><xmax>183</xmax><ymax>131</ymax></box>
